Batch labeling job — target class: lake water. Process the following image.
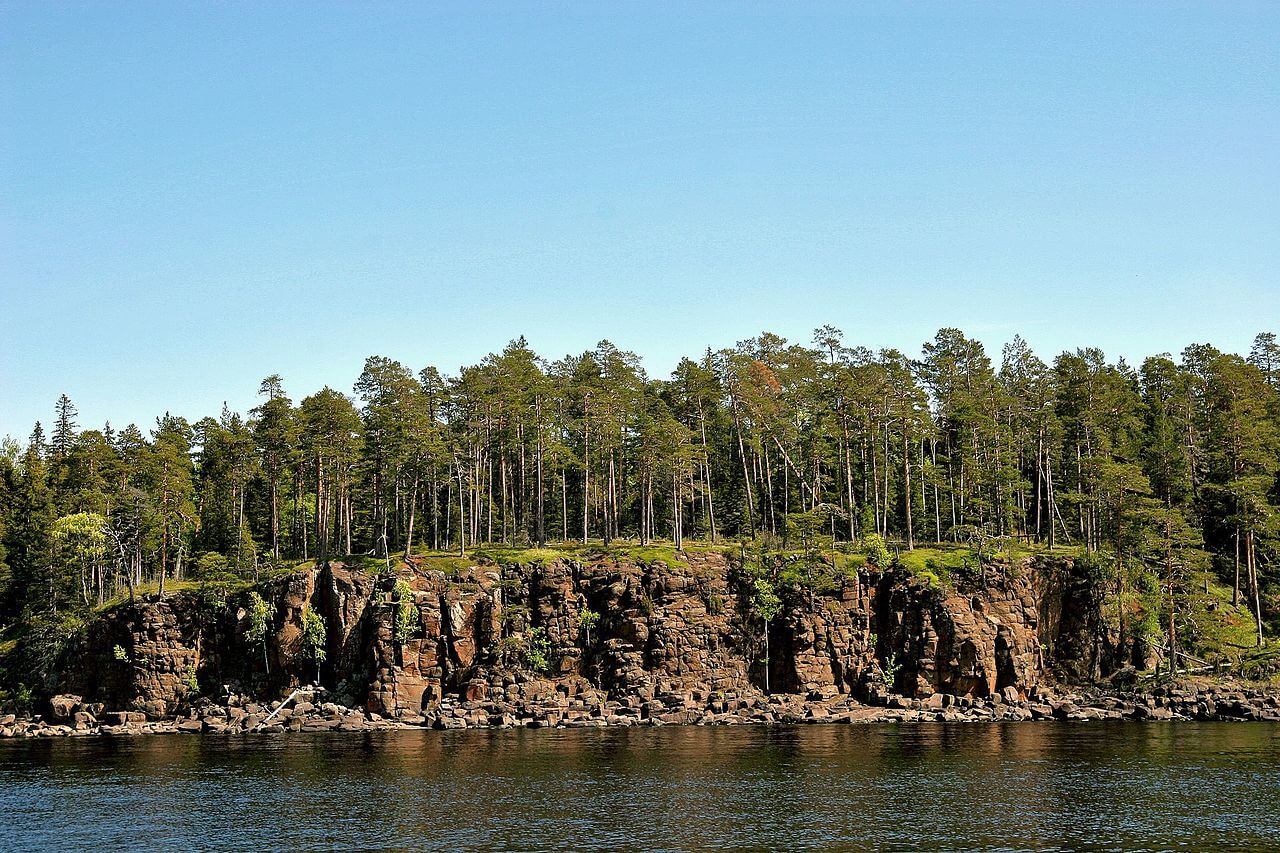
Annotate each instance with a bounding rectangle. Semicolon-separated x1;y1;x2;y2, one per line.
3;722;1279;851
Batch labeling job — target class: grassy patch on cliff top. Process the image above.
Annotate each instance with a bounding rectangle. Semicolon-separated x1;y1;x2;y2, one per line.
599;544;690;568
412;539;739;572
1178;572;1269;670
94;579;205;611
411;554;475;576
893;542;1084;588
92;559;308;612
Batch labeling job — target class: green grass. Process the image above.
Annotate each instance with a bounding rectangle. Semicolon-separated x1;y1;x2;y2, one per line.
832;551;867;577
890;542;1084;589
895;547;975;588
1179;572;1269;670
603;544;690;568
409;553;474;576
95;579;205;611
92;557;309;613
448;540;731;571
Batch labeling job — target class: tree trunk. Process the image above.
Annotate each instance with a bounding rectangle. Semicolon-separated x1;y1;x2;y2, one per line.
902;428;914;550
404;472;419;557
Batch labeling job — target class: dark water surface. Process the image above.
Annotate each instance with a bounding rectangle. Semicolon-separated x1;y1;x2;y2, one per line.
3;722;1279;851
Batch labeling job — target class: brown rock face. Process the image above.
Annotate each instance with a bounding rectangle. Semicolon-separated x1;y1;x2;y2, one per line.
59;551;1093;718
877;564;1043;698
62;599;204;718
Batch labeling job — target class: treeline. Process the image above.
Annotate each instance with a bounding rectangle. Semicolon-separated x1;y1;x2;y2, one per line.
2;327;1279;655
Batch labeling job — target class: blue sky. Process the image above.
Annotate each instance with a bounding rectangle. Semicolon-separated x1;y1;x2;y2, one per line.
2;2;1277;440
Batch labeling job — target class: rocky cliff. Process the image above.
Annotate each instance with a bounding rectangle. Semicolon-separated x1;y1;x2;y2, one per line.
55;550;1097;723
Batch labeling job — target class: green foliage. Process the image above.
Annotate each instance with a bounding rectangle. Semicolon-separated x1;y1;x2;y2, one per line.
50;512;108;563
621;545;690;568
832;551;866;578
414;554;470;577
16;612;84;690
0;683;34;716
861;533;892;569
497;626;551;674
183;665;199;696
244;592;271;646
193;552;241;609
112;644;128;662
302;607;327;681
750;578;782;624
527;626;550;673
193;551;229;578
879;653;901;690
896;547;986;589
484;547;564;567
778;561;838;594
4;326;1280;694
577;608;600;645
392;578;419;643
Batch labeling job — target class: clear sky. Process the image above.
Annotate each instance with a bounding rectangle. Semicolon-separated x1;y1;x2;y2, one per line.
2;2;1277;441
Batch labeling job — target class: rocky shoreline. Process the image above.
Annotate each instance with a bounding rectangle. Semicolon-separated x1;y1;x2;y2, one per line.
11;552;1276;743
6;682;1280;740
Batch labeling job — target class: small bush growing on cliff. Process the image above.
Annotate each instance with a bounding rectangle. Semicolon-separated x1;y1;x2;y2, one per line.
751;579;783;692
0;684;34;716
861;533;892;569
578;609;600;646
302;609;327;683
112;644;129;662
879;653;900;690
244;591;272;673
183;665;199;696
392;579;419;643
916;560;944;589
527;627;551;673
497;627;551;675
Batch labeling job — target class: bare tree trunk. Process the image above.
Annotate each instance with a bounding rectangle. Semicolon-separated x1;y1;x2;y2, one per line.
902;428;914;550
582;419;590;544
672;473;683;549
699;405;717;542
1233;528;1241;607
458;465;467;557
1248;530;1263;647
731;398;756;538
536;403;546;547
270;479;280;560
404;472;419;557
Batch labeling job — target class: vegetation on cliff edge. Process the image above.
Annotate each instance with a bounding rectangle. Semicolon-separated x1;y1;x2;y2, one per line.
1;327;1279;701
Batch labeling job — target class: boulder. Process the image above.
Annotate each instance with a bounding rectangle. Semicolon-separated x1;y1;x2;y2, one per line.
49;694;82;721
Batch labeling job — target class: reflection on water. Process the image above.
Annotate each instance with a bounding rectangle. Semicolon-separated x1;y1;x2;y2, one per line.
4;723;1279;850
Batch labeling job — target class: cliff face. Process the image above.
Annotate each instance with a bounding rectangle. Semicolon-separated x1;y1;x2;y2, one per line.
59;551;1096;720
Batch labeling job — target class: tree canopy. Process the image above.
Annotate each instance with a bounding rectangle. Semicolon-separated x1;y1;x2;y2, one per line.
2;328;1279;687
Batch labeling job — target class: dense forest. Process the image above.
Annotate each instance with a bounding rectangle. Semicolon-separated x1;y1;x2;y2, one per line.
2;327;1279;692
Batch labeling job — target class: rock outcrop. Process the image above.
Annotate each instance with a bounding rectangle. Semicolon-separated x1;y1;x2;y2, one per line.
55;550;1100;724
